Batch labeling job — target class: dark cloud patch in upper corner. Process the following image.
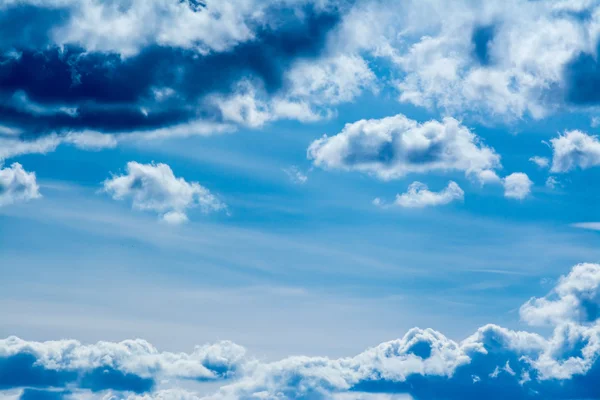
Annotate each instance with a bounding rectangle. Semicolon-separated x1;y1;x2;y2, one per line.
0;4;341;135
471;25;495;66
564;43;600;105
0;4;70;51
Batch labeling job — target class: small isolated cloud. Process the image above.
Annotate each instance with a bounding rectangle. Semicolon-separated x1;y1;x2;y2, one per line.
571;222;600;231
545;176;559;189
503;172;532;200
395;181;464;208
520;263;600;326
283;166;308;185
0;163;41;207
103;162;225;224
307;114;500;181
529;156;550;168
550;130;600;173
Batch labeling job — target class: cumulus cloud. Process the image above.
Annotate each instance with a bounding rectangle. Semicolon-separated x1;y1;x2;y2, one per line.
502;172;532;200
550;130;600;173
3;263;600;400
308;114;500;180
520;263;600;326
344;0;600;121
395;181;464;208
103;162;225;223
0;336;246;396
0;163;41;207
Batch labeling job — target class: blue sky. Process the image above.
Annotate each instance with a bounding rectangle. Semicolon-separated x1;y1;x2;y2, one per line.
1;1;600;399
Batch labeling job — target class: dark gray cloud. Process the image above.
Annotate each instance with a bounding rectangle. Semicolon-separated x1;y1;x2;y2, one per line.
0;2;342;137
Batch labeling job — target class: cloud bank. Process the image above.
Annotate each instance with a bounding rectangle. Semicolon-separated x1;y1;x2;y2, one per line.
2;263;600;399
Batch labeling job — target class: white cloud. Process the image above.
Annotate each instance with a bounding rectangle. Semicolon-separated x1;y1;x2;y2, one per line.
395;181;464;208
0;163;41;207
503;172;532;200
0;336;246;382
283;166;308;185
103;162;226;224
308;114;500;180
520;263;600;326
345;0;596;120
545;176;559;189
529;156;550;168
550;130;600;173
63;131;118;150
571;222;600;231
3;263;600;399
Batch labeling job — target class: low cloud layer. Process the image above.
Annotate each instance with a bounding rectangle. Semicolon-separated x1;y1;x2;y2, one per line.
103;161;225;223
2;263;600;399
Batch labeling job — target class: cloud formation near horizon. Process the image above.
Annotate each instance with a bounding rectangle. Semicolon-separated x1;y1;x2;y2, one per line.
2;263;600;400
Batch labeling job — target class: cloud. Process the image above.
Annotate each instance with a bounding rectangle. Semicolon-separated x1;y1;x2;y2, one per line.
103;162;225;224
529;156;550;169
0;336;246;395
283;166;309;185
571;222;600;231
502;172;532;200
520;263;600;326
2;264;600;399
395;181;464;208
308;114;500;180
0;1;344;138
545;176;559;189
0;163;41;207
550;130;600;173
349;0;599;121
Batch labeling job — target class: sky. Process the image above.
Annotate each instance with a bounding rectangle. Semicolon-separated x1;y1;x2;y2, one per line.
1;0;600;399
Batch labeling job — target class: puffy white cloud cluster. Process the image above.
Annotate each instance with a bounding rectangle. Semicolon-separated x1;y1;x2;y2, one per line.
338;0;600;120
502;172;533;200
308;114;500;180
0;163;41;207
550;130;600;173
103;162;226;224
395;181;464;208
4;263;600;400
520;263;600;326
0;337;246;381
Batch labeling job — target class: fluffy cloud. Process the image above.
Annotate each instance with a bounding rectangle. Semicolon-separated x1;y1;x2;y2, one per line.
0;337;246;396
103;162;225;223
550;130;600;173
0;163;41;207
3;263;600;400
520;263;600;326
502;173;533;200
529;156;550;169
348;0;600;120
395;181;464;208
308;114;500;180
